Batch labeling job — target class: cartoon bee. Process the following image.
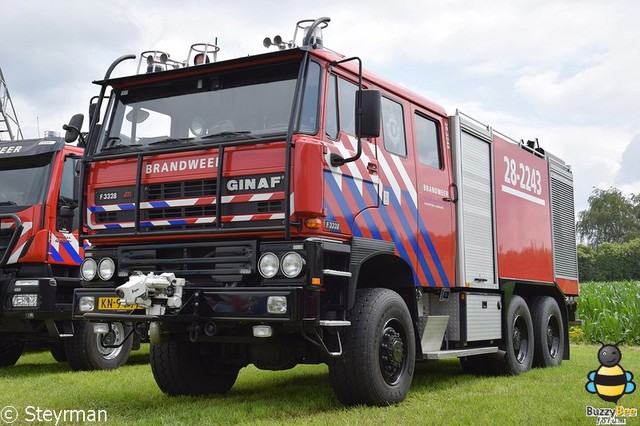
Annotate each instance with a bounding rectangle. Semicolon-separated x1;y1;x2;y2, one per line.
586;342;636;404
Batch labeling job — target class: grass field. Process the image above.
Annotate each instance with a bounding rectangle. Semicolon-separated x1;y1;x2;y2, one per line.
0;344;638;425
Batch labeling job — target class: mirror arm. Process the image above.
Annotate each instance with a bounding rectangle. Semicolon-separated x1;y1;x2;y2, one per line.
329;57;364;168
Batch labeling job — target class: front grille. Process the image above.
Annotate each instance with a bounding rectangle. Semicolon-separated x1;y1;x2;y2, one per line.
146;179;216;201
92;176;285;233
146;205;216;220
118;240;257;286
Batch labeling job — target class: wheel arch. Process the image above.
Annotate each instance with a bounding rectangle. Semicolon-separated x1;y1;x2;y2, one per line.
349;251;417;324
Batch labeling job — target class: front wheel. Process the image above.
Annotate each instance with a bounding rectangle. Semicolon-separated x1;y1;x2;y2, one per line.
329;288;416;406
150;341;239;396
65;321;133;371
0;335;23;367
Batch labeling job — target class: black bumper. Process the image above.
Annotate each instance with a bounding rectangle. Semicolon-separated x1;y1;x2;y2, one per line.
74;286;311;325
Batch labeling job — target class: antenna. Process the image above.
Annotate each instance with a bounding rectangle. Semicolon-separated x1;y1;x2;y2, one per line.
0;67;24;141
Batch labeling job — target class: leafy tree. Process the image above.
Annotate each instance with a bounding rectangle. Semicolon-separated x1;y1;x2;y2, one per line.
577;187;640;248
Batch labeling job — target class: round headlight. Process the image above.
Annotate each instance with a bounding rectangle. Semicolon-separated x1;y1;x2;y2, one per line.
98;257;116;281
258;252;279;278
80;258;97;281
281;252;304;278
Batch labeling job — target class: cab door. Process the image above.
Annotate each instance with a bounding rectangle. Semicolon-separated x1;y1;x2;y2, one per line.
412;108;455;287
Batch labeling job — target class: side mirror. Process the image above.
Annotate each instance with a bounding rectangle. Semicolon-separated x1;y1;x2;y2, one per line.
63;114;85;144
88;97;99;125
356;90;381;139
59;205;76;218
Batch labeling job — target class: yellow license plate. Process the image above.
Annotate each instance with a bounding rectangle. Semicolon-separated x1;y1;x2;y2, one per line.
97;297;138;311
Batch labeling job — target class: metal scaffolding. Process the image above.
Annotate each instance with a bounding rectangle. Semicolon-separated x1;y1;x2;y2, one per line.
0;67;23;141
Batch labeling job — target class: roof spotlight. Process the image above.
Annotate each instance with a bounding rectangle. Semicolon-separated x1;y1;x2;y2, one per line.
194;53;210;65
263;37;272;48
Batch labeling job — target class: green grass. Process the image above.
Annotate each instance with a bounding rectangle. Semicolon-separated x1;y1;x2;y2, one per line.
1;344;638;425
576;281;640;345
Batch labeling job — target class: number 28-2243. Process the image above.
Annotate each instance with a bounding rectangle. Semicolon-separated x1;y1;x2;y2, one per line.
503;156;542;195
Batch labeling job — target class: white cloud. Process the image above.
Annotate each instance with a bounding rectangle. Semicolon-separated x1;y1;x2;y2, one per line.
1;0;639;211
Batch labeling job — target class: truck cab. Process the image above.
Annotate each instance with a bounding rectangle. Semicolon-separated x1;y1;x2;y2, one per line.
0;136;133;369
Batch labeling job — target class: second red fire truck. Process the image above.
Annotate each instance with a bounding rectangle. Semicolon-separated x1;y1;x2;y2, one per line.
69;17;578;405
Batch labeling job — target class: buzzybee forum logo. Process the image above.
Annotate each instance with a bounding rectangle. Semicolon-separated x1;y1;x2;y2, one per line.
585;342;637;424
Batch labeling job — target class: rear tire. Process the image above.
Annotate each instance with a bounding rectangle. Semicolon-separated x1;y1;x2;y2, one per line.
65;321;133;371
501;295;534;375
150;341;239;396
530;296;564;367
328;288;416;406
0;335;23;367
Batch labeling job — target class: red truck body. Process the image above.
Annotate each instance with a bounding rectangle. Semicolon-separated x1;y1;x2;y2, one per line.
72;18;578;405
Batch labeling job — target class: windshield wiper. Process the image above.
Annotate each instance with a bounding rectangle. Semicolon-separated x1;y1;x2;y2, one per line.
101;137;143;152
102;144;143;152
0;201;17;206
201;131;254;140
148;137;195;146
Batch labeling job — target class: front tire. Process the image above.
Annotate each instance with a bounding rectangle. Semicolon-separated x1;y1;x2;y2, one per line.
65;321;133;371
329;288;416;406
0;335;23;367
530;296;564;367
151;341;239;396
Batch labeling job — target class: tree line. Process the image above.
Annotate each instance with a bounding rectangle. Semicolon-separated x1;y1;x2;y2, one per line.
576;187;640;281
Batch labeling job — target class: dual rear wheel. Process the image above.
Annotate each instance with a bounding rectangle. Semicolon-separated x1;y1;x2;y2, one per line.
461;295;565;375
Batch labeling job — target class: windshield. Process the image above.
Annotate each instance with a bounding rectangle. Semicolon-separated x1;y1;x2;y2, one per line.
96;60;320;154
0;153;52;208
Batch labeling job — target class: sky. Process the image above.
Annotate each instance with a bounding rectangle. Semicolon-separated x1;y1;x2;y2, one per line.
1;0;639;213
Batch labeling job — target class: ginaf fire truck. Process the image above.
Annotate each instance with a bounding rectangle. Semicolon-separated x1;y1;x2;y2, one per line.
0;135;134;370
69;17;578;405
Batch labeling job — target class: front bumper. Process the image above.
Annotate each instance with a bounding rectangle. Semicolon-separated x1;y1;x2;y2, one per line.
74;286;309;325
0;276;69;320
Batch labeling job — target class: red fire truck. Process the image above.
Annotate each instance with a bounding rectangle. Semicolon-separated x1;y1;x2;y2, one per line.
0;135;134;370
70;17;578;405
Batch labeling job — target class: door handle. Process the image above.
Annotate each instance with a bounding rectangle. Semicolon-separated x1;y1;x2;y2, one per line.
443;183;458;203
366;162;377;174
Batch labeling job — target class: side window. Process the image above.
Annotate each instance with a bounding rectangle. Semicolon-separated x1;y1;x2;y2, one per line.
57;156;79;232
325;75;338;139
382;97;406;156
415;113;442;169
299;61;321;134
338;78;358;136
324;75;358;139
59;157;76;202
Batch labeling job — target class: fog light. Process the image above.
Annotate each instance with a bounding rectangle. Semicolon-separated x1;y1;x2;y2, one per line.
258;252;279;278
252;325;273;338
12;294;38;307
78;296;95;312
81;258;97;281
15;279;39;286
281;252;304;278
93;323;110;334
267;296;287;314
98;257;116;281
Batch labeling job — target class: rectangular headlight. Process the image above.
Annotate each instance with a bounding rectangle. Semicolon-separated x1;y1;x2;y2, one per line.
15;279;39;286
267;296;287;314
78;296;95;312
12;294;39;307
